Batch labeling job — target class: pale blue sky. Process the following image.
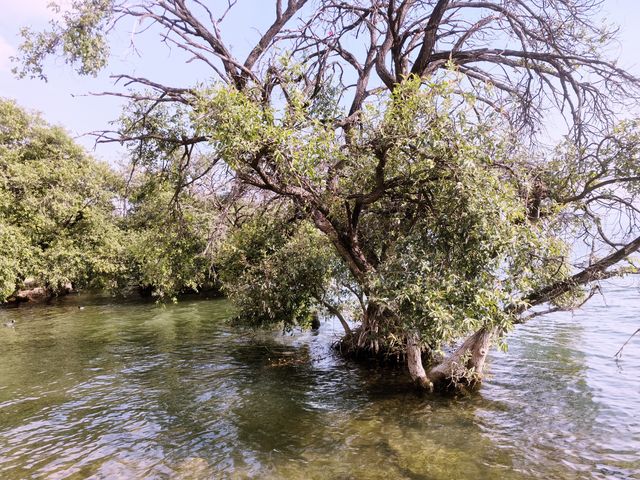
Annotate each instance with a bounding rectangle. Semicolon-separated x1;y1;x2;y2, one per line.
1;0;639;164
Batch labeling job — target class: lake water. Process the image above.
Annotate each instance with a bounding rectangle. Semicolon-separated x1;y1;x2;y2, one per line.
0;281;638;479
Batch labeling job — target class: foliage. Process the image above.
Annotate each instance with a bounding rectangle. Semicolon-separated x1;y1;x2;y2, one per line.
0;98;125;300
217;214;338;330
120;175;218;299
194;77;575;347
12;0;113;81
11;0;640;384
0;99;220;302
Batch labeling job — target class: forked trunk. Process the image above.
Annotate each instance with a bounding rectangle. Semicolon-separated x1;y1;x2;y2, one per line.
407;327;494;392
331;291;495;392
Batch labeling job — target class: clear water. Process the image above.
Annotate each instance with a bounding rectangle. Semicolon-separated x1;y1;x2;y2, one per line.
0;282;638;479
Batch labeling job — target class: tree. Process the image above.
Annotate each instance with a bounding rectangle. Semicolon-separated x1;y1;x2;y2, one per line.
0;98;126;301
119;171;220;300
14;0;640;390
0;98;222;303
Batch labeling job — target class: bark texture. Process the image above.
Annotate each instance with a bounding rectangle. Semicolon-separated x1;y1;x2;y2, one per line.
406;331;434;391
427;327;494;390
405;327;494;392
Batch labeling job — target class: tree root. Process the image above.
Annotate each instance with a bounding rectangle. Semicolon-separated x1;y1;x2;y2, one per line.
334;326;494;394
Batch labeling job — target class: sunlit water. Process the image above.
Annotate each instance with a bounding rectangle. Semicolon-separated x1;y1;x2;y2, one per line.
0;282;638;479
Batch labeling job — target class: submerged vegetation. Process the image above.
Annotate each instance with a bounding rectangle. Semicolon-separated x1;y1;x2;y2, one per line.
6;0;640;391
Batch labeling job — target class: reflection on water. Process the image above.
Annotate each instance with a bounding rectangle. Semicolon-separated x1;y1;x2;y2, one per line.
0;283;639;479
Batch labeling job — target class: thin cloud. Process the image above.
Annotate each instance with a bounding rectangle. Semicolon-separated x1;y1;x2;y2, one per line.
0;35;15;73
6;0;71;19
6;0;52;18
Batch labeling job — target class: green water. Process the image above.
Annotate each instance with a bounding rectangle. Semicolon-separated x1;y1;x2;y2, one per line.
0;284;639;479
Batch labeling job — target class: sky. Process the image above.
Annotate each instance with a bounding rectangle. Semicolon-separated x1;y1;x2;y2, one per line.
1;0;640;164
0;0;276;164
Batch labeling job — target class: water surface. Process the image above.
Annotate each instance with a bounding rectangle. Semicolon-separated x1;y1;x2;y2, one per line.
0;283;639;479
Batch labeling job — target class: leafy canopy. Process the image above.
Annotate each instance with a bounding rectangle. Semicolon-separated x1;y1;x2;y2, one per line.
0;99;219;302
0;98;125;300
191;77;570;348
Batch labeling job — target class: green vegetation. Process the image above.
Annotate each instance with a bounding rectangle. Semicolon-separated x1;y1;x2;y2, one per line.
0;99;125;301
9;0;640;390
202;78;563;344
218;215;344;330
121;175;217;299
0;99;217;302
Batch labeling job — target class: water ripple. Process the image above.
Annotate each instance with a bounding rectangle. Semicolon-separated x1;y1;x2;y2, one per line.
0;289;639;479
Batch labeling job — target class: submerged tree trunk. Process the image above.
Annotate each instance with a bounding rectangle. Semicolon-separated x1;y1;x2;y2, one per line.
357;302;384;352
333;301;407;362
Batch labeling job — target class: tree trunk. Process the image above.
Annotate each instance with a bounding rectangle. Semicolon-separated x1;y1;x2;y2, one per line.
357;302;381;351
406;331;434;391
319;299;351;335
333;301;404;360
426;327;494;390
404;327;494;392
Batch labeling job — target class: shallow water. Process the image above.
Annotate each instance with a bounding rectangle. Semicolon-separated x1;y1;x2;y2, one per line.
0;282;638;479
